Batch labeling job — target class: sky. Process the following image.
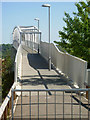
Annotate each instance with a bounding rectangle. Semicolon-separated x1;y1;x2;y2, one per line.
1;1;79;44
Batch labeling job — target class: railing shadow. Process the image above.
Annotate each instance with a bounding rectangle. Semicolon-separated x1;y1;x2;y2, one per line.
72;95;90;111
20;53;68;87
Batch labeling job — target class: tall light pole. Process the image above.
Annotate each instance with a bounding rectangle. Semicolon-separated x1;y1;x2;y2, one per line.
42;4;51;71
34;18;40;54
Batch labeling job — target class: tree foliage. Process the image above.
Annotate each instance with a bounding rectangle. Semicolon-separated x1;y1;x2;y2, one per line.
54;1;90;68
1;44;16;100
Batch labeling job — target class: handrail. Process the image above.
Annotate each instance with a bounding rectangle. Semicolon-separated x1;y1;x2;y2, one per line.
0;42;22;119
52;42;87;62
12;88;90;92
11;88;90;119
0;82;17;119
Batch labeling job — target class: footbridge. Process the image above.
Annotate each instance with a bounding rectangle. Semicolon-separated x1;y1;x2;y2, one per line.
0;26;90;119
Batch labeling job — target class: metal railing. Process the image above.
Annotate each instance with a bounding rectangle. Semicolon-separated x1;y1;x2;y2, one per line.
25;40;39;53
13;29;88;89
12;88;90;120
0;82;17;119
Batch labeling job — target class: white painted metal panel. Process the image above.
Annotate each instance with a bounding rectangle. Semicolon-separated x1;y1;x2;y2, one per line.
40;41;87;88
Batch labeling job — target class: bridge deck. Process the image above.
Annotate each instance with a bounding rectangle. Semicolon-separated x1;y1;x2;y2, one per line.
13;47;89;119
20;47;70;91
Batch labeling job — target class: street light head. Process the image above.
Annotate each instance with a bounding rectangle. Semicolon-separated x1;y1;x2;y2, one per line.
34;18;39;21
42;4;50;7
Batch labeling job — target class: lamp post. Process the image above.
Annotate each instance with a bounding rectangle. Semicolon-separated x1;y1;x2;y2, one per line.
42;4;51;71
34;18;40;54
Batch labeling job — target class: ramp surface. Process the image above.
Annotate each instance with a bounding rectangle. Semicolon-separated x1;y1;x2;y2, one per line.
14;47;89;119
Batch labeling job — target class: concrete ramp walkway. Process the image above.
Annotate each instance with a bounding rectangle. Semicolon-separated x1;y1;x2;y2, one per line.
13;47;89;119
21;47;69;91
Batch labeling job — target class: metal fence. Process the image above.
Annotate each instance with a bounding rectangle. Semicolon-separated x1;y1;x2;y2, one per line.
25;40;39;52
12;89;90;120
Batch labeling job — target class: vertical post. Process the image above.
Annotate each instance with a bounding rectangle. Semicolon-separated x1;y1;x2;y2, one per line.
20;32;21;45
29;34;30;48
27;34;28;47
39;33;41;54
63;91;64;120
24;34;26;46
54;91;56;120
29;33;30;48
9;98;12;110
38;20;39;31
30;34;31;49
79;92;81;120
42;4;51;71
14;62;17;82
38;20;39;54
12;90;14;120
20;32;22;45
71;92;73;119
21;91;22;120
34;33;35;50
4;107;7;120
29;92;31;120
27;34;28;46
48;7;51;71
88;90;90;120
34;18;40;54
38;91;39;120
46;91;48;120
32;34;34;54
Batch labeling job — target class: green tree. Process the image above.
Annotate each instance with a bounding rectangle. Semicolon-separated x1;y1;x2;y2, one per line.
54;1;90;68
2;44;16;100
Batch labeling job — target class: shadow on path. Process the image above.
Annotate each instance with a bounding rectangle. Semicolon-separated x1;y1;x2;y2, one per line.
72;95;90;111
21;53;68;95
27;53;49;69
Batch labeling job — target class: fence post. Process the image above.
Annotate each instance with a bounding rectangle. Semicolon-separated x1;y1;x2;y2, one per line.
11;89;14;120
4;107;7;120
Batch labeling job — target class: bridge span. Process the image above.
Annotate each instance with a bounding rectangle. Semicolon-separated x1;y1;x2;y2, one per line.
0;26;90;119
13;45;89;119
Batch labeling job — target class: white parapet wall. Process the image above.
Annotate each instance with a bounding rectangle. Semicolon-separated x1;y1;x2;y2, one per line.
86;69;90;87
15;44;22;82
64;53;87;88
40;41;87;88
87;69;90;100
51;43;65;74
40;41;49;61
